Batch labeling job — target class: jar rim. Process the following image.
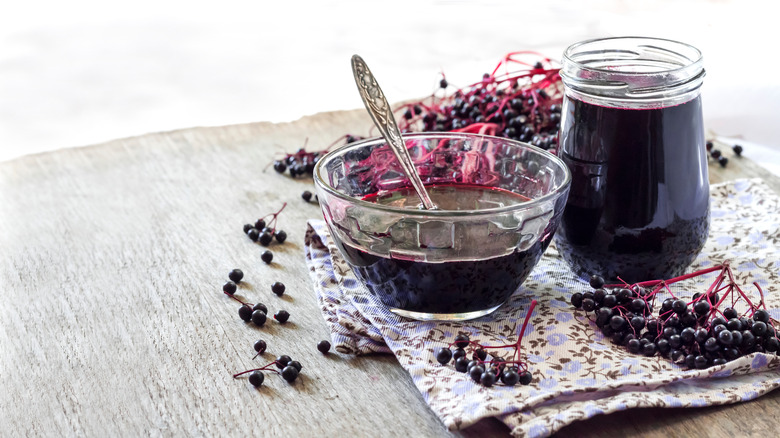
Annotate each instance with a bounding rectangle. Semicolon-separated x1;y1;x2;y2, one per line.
562;36;703;75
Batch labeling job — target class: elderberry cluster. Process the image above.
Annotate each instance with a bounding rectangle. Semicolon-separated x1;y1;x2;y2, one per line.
273;135;365;179
434;334;533;387
222;269;290;325
243;203;289;264
706;140;744;168
236;354;303;388
572;274;780;369
397;55;562;153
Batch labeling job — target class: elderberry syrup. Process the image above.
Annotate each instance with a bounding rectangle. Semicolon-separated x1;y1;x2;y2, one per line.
555;37;709;282
314;133;571;321
330;185;554;316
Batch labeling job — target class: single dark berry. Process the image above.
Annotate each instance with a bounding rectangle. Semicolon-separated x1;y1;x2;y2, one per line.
602;294;618;308
273;161;287;173
274;310;290;323
251;310;267;326
452;348;467;361
501;369;520;386
474;348;487;361
259;232;273;246
317;340;331;354
685;354;697;369
223;281;238;296
261;250;273;264
656;338;671;355
680;327;696;344
593;288;606;305
480;371;497;387
255;219;266;230
732;144;743;156
271;282;286;296
672;299;687;315
281;365;299;382
609;315;627;331
630;298;646;313
469;365;485;383
694;355;709;369
243;224;254;234
570;292;583;308
754;309;770;323
642;342;657;356
439;78;448;89
435;348;453;365
247;228;260;241
718;156;728;167
726;318;742;331
710;149;722;159
730;330;743;347
589;274;605;289
717;330;733;346
752;321;768;336
274;230;287;243
288;360;303;372
248;371;264;387
254;339;267;354
253;302;268;314
627;338;641;354
704;337;720;352
693;300;710;316
668;334;683;349
670;349;686;364
453;334;470;349
765;337;780;352
454;357;470;372
302;191;313;202
275;355;292;368
742;331;757;348
581;298;596;311
228;269;244;283
706;140;713;151
238;305;253;322
518;370;533;385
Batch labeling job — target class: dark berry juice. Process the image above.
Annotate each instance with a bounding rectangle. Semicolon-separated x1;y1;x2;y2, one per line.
328;184;557;316
555;96;709;282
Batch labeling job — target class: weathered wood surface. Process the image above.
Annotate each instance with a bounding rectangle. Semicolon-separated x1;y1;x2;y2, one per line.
0;108;777;437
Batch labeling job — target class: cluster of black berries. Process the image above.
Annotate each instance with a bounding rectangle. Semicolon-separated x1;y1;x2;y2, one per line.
434;334;532;387
273;136;365;179
397;59;562;153
706;140;744;168
222;269;291;325
243;204;288;264
237;354;303;388
572;275;779;369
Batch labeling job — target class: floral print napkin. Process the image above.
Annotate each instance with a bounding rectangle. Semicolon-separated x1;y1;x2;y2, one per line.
304;179;780;438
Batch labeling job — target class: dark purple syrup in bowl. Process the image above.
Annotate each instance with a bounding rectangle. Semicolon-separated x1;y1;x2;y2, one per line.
554;96;709;282
329;185;557;316
314;133;571;321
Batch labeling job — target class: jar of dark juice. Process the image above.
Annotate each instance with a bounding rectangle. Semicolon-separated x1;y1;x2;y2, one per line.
554;37;709;282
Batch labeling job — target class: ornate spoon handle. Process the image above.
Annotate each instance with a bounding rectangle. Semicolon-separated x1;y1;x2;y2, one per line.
351;55;437;210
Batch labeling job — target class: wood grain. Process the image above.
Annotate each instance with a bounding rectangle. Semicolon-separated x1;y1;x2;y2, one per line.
0;108;777;438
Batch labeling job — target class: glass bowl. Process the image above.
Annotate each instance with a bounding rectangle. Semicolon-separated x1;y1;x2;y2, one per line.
313;132;571;321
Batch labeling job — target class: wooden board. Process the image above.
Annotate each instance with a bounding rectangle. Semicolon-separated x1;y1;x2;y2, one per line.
0;108;777;437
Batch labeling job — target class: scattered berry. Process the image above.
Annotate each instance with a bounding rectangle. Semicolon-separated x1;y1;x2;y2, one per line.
317;340;331;354
248;371;264;387
254;339;267;354
253;302;268;314
281;366;299;382
274;230;287;243
733;144;743;156
229;269;244;283
435;347;453;365
274;310;290;323
247;228;260;241
251;310;267;326
302;191;313;202
238;305;253;322
223;281;237;296
261;250;273;264
271;282;285;296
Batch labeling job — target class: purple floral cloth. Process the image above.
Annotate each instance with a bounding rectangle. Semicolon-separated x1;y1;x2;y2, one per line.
304;179;780;437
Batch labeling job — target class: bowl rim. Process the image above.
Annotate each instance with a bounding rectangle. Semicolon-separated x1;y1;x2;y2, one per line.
313;132;572;218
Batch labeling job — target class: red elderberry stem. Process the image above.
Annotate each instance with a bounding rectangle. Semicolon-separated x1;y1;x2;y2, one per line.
226;293;253;308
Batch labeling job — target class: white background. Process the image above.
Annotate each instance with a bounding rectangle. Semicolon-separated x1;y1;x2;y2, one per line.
1;0;779;171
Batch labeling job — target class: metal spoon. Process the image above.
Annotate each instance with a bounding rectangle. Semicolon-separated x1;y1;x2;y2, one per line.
350;55;438;210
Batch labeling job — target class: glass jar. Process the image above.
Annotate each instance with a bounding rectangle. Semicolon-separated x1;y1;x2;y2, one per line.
554;37;709;282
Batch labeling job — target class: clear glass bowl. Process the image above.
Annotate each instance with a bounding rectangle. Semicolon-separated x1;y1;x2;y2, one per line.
314;133;571;321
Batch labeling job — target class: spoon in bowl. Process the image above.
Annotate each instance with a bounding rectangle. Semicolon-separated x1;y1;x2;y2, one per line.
350;55;438;210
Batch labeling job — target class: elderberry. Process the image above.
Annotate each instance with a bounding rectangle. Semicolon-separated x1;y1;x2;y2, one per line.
223;281;237;296
274;230;287;243
302;191;313;202
253;302;268;314
238;305;253;322
435;347;453;364
248;371;264;387
261;250;273;264
274;310;290;323
229;269;244;283
271;282;285;296
251;310;267;326
259;232;273;246
317;340;331;354
254;339;267;354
